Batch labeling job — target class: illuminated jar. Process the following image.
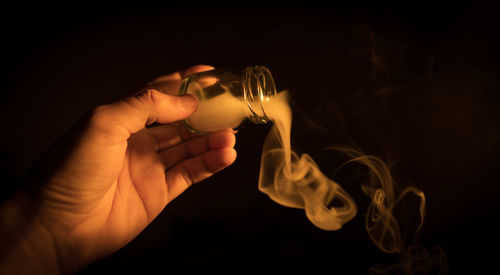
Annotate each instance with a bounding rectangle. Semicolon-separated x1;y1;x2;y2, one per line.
179;66;277;133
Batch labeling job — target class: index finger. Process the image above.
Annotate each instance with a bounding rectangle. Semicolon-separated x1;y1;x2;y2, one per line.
146;65;215;95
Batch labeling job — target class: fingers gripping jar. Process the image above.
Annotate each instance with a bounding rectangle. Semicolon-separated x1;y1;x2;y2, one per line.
179;66;277;133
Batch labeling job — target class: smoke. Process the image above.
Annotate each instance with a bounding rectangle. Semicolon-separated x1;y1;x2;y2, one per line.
368;245;448;274
258;91;426;254
258;133;357;231
331;147;426;254
258;92;357;230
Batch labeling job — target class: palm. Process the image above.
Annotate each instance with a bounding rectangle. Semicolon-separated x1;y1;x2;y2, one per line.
93;129;170;251
71;122;235;260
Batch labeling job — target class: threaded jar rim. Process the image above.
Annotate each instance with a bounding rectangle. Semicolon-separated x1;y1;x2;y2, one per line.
243;66;277;124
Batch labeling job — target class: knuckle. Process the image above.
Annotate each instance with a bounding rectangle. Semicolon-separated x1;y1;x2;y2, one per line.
87;105;111;129
133;89;162;106
181;167;195;187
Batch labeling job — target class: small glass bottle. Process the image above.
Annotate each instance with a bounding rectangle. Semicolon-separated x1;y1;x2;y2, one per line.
179;66;277;133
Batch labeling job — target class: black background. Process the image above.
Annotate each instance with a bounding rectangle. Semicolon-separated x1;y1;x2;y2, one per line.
2;2;499;274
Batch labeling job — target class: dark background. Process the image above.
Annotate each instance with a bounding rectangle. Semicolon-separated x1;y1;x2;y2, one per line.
2;2;499;274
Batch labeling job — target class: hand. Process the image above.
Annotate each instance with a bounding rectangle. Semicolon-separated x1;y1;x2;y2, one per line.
0;65;237;274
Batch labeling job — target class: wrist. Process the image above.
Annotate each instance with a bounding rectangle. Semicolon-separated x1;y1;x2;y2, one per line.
0;193;63;274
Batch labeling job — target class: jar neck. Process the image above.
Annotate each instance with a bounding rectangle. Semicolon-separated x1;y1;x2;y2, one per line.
242;66;277;124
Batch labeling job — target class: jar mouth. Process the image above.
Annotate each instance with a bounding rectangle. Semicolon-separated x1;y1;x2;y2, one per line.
243;66;277;124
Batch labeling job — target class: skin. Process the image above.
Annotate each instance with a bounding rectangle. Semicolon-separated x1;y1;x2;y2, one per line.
0;65;237;274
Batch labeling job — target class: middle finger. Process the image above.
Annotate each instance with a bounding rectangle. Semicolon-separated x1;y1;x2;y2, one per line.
147;123;200;151
158;129;236;170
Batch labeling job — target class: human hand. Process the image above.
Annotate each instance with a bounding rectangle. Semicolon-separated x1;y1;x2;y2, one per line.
0;65;237;274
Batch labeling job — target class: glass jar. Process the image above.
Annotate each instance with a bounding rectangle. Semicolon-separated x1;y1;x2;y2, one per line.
179;66;277;133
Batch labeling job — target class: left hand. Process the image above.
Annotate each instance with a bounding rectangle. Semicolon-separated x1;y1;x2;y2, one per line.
1;65;237;274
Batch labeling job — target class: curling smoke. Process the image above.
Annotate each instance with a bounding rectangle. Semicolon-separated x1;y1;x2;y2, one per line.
258;91;426;253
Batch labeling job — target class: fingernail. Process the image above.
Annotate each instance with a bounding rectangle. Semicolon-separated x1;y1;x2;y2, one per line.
180;94;198;110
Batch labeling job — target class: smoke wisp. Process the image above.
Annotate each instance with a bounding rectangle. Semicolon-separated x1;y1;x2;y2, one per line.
258;91;426;254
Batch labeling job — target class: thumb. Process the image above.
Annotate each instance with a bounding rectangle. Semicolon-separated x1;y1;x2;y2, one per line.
89;89;198;141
